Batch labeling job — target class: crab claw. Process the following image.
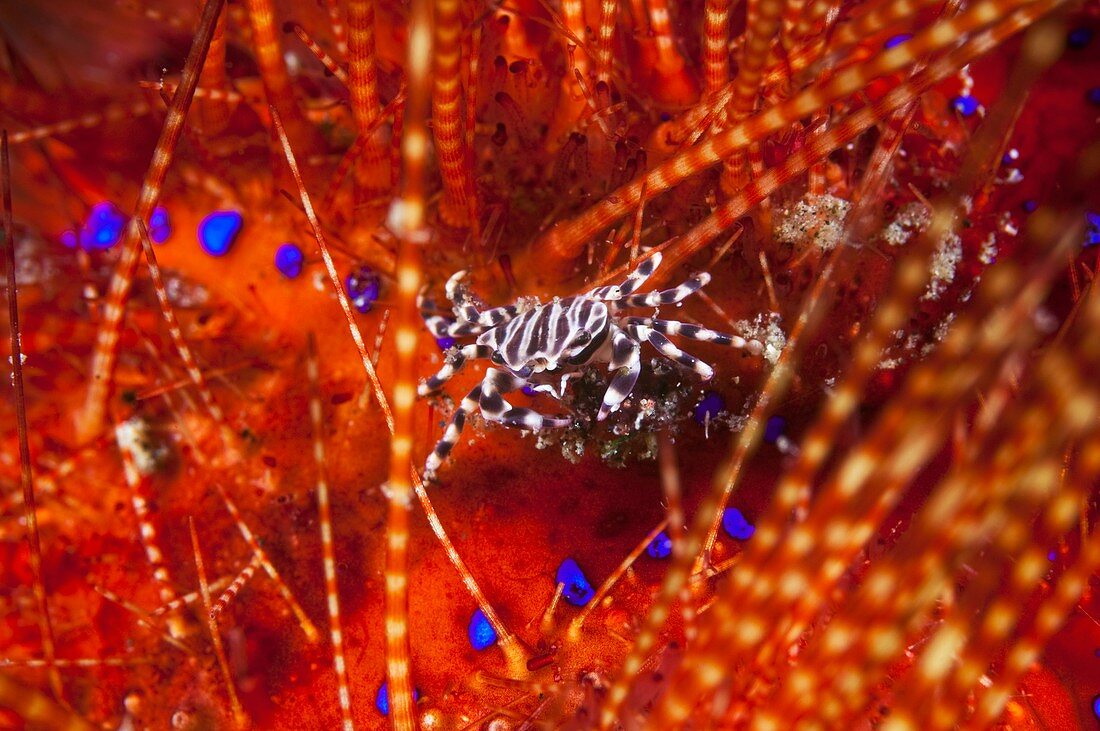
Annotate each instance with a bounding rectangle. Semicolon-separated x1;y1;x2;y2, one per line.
445;269;469;300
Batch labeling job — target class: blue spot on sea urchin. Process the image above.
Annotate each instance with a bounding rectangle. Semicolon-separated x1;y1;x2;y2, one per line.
556;558;595;606
764;415;787;444
951;95;979;117
346;264;381;313
80;201;126;251
1086;212;1100;248
274;243;304;279
883;33;912;49
693;391;725;425
468;608;497;650
647;531;673;559
149;206;171;243
722;508;755;541
375;682;420;715
1067;26;1093;49
198;210;243;257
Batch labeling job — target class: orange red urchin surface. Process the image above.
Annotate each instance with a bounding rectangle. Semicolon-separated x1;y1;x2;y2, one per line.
1;0;1100;727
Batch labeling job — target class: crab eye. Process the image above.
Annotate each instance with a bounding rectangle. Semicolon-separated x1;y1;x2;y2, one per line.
491;352;505;365
571;331;592;347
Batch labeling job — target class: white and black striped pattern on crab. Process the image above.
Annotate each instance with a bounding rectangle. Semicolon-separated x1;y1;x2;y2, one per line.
616;272;712;308
423;369;573;480
418;285;530;339
478;296;611;371
621;316;765;355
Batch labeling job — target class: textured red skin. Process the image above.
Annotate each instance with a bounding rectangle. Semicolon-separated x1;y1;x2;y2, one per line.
1;4;1100;729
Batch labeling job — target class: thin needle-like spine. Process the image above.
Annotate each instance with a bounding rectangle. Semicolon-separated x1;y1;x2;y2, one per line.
215;484;320;642
382;0;433;721
533;0;1051;271
968;523;1100;729
188;518;248;729
244;0;314;149
321;86;407;214
136;220;235;452
115;422;180;619
595;0;618;84
195;0;229;134
151;575;232;617
433;0;473;227
658;434;697;640
91;584;196;656
307;333;356;731
568;520;668;635
324;0;349;57
595;10;1057;720
277;96;513;715
272;108;395;432
288;22;349;83
209;554;262;619
2;131;64;706
78;0;226;442
702;0;736;93
8;100;153;144
348;0;388;195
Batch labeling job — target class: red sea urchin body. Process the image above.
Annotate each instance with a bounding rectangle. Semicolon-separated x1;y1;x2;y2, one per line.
1;0;1099;729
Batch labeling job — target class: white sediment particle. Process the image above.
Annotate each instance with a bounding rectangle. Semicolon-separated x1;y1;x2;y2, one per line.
979;232;998;265
877;357;904;370
115;418;165;476
921;313;957;356
774;194;851;252
922;232;962;301
736;313;786;365
881;202;931;247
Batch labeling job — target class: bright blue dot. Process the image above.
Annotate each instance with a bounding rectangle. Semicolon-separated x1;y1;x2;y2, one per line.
149;206;171;243
1088;88;1100;106
1093;694;1100;721
556;558;595;606
1022;199;1038;213
346;264;381;313
693;391;725;424
647;531;672;559
198;210;243;257
60;229;77;249
436;336;456;350
1067;27;1093;49
274;243;305;279
468;608;497;650
951;95;979;117
80;201;126;251
883;33;912;49
722;508;755;541
1086;212;1100;248
764;415;786;444
375;682;419;715
659;112;673;122
522;384;538;397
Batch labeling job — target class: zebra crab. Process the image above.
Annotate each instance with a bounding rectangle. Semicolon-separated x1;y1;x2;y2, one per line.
417;253;764;481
